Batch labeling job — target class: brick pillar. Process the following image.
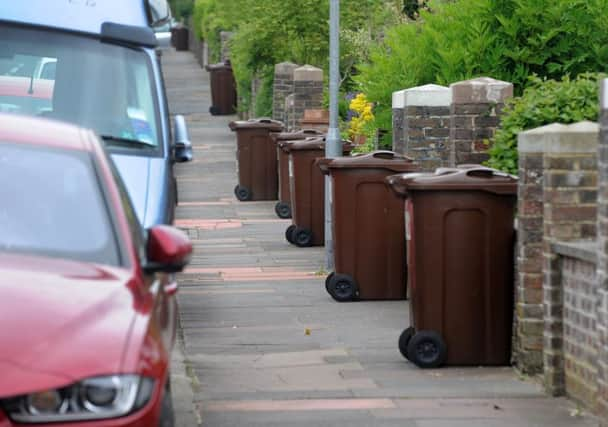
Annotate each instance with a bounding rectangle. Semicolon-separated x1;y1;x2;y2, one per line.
541;123;598;395
400;84;451;171
516;130;545;374
202;40;209;68
273;62;298;123
285;94;296;131
220;31;233;62
597;79;608;424
450;77;513;166
292;65;323;131
392;89;406;154
518;123;599;378
250;74;262;118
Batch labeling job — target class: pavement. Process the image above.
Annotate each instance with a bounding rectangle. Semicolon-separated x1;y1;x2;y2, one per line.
162;48;600;427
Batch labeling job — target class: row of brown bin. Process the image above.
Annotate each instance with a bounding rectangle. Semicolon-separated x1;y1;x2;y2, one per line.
229;119;518;370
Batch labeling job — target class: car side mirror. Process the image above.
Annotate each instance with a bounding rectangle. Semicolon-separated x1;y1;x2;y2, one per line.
143;225;192;274
173;115;193;163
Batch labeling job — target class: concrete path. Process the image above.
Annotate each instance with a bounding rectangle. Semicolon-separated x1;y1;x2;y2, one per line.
162;49;599;427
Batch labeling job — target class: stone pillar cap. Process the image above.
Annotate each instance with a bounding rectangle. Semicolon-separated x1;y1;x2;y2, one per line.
392;84;451;108
451;77;513;104
275;62;299;74
518;121;599;153
294;65;323;81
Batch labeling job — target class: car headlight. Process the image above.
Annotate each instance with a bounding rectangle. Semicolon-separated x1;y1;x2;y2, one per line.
1;375;155;423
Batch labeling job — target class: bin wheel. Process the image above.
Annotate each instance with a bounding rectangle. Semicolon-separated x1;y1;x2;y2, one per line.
406;330;447;369
209;105;220;115
292;227;313;248
285;225;297;244
325;272;335;293
327;273;358;302
275;202;292;219
234;185;252;201
398;327;416;360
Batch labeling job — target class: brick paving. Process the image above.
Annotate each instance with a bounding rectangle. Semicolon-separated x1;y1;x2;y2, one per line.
162;49;600;427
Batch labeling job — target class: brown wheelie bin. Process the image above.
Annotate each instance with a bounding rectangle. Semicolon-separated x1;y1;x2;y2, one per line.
386;166;517;369
317;151;420;302
283;138;352;247
271;129;325;219
206;61;237;115
229;119;284;201
173;26;189;51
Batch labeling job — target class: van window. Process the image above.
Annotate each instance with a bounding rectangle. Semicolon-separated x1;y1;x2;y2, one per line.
0;24;161;154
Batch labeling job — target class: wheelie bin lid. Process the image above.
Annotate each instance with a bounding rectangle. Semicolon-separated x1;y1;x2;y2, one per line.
317;151;419;174
271;129;325;142
205;60;232;71
282;137;354;153
386;165;518;196
228;118;284;132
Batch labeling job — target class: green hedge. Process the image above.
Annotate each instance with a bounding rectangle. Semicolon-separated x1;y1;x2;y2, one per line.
486;74;602;174
356;0;608;146
195;0;405;115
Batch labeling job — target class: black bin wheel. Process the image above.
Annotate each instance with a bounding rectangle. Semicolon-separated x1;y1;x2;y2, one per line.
285;225;297;244
209;105;220;115
275;201;292;219
234;185;252;201
327;273;358;302
398;327;415;360
406;330;447;369
325;272;336;293
292;227;313;248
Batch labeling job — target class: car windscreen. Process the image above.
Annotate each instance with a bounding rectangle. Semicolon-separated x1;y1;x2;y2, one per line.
0;24;161;155
0;142;121;266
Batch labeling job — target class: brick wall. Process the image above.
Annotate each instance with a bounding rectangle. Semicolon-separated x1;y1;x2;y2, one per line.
450;77;513;166
551;243;600;411
517;122;599;378
273;62;298;123
597;78;608;424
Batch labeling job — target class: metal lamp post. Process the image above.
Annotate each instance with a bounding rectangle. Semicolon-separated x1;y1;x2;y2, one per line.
325;0;341;269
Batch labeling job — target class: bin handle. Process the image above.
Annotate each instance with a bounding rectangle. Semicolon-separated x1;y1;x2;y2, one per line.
464;168;515;179
316;158;332;175
302;129;321;134
373;150;411;161
258;118;273;123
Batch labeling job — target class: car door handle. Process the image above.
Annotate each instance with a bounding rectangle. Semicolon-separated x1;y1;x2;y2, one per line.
164;282;179;296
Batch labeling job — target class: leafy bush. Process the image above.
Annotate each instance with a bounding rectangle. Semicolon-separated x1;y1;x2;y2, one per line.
356;0;608;145
486;73;602;174
195;0;404;115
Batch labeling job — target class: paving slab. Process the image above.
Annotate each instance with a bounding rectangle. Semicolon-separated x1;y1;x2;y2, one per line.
161;49;600;427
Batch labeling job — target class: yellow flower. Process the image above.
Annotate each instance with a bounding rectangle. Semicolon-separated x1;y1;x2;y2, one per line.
348;93;375;138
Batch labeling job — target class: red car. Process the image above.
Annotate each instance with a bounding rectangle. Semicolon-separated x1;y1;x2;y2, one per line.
0;114;192;426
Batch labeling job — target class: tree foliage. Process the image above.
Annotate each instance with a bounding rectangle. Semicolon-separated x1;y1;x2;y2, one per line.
194;0;404;116
356;0;608;145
